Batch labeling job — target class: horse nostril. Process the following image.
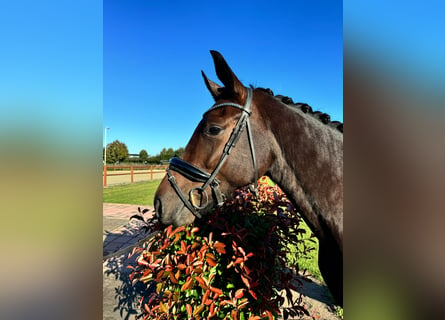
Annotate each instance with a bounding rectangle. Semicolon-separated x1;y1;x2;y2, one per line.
154;197;162;219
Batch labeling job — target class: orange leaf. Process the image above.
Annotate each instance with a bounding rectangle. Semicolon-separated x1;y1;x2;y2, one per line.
235;288;244;299
209;302;215;317
206;257;217;267
177;263;187;270
193;304;205;316
165;225;173;238
202;288;210;305
195;276;206;288
159;301;168;313
181;276;193;291
169;272;178;284
215;247;226;254
206;252;216;260
194;267;203;274
264;310;274;320
213;242;225;249
209;286;223;295
186;303;192;317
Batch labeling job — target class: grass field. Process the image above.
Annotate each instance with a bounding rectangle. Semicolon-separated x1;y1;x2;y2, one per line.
102;180;322;281
103;180;161;206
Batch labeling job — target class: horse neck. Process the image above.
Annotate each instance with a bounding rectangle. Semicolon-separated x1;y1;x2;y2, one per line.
260;97;343;245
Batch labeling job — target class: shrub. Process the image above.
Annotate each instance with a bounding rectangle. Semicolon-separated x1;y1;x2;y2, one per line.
129;177;316;319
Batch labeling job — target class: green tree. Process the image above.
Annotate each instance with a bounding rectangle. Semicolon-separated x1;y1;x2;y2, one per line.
106;140;129;164
174;147;185;157
139;149;148;163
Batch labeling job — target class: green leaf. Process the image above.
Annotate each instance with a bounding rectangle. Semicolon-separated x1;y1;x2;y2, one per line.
226;282;235;289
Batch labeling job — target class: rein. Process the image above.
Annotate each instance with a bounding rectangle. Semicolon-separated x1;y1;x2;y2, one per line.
166;87;258;219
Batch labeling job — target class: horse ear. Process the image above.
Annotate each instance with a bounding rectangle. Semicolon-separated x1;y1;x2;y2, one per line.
201;70;221;101
209;50;244;97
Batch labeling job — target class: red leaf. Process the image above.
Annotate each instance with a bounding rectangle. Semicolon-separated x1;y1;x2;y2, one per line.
177;263;187;270
241;274;250;289
155;270;164;281
249;289;258;300
191;227;199;233
173;226;185;234
237;246;246;257
165;225;173;238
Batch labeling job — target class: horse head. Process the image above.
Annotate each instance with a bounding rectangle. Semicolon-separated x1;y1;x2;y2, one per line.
154;50;273;226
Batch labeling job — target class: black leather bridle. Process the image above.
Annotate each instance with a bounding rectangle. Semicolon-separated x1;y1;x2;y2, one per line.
166;87;258;219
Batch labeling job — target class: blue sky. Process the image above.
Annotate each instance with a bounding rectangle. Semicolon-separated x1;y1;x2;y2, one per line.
104;0;343;155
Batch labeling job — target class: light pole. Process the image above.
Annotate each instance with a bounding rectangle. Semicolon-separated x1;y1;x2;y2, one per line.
104;127;110;165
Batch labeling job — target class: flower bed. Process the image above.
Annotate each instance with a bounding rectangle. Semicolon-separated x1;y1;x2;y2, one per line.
129;177;316;320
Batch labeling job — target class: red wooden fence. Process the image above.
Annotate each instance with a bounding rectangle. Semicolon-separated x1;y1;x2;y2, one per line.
103;165;167;187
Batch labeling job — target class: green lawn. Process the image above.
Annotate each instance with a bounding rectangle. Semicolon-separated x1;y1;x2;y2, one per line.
103;179;321;281
103;180;162;206
287;222;322;281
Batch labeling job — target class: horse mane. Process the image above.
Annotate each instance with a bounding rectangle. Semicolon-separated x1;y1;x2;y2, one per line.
255;87;343;133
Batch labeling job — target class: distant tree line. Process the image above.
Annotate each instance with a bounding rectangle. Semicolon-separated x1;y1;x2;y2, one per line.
103;140;184;164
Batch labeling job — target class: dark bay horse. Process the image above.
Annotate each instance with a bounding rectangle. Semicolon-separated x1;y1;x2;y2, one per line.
154;51;343;306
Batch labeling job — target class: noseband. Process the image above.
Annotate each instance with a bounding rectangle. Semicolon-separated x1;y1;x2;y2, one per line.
166;87;258;219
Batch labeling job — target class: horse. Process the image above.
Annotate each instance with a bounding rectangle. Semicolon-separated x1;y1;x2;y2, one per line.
154;50;343;306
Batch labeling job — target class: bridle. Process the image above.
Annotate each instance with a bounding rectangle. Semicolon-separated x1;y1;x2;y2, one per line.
166;87;258;219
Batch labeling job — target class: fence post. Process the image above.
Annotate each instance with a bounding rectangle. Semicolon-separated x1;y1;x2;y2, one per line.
131;166;134;183
103;165;107;187
150;166;153;180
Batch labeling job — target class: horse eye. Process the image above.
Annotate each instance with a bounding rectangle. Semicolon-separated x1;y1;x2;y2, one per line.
206;126;223;136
